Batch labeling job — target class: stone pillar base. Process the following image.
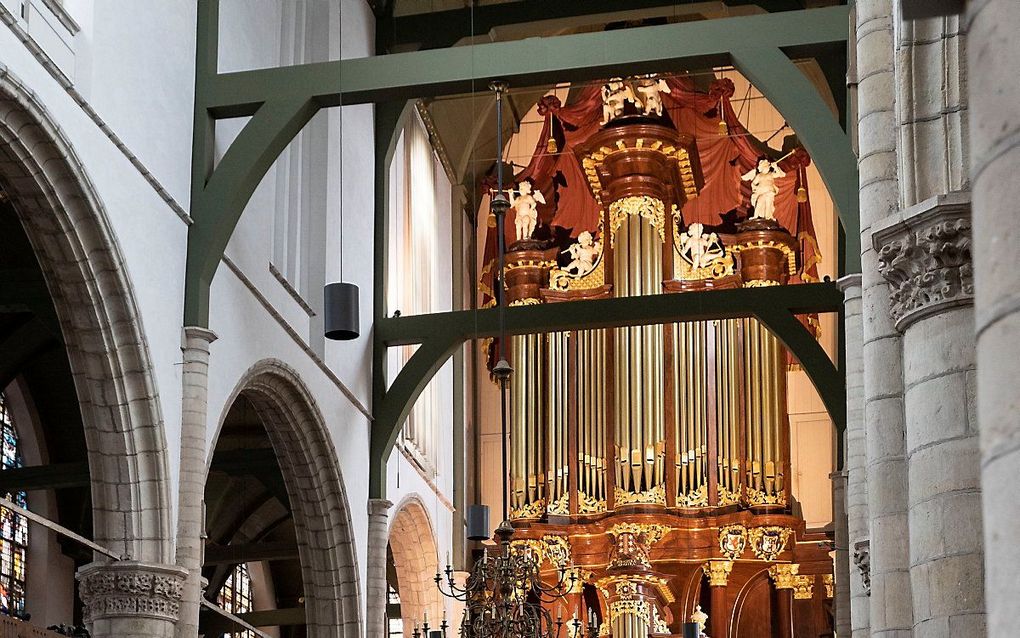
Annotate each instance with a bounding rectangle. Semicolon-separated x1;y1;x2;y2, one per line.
77;561;189;638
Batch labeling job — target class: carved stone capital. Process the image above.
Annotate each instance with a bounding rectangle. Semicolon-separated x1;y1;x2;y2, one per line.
77;561;188;624
873;192;972;331
852;540;871;596
704;559;733;587
768;563;800;590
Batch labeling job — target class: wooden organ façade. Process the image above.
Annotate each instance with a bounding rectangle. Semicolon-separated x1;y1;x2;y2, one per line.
491;76;834;638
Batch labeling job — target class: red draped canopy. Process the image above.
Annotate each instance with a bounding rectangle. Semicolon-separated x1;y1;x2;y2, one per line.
479;76;823;308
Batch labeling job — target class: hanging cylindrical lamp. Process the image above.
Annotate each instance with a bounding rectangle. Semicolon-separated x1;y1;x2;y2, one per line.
466;504;490;541
324;282;360;341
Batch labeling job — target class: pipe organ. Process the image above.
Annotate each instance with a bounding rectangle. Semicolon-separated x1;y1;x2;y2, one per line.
496;86;834;638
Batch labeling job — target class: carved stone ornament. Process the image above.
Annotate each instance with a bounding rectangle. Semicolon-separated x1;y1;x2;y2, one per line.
873;192;972;331
852;540;871;596
77;561;189;623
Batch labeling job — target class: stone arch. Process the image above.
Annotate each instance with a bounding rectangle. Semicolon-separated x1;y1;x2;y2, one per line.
388;496;442;635
0;67;173;562
215;359;361;638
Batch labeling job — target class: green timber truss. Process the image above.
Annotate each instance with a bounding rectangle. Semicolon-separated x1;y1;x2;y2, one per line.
188;1;857;498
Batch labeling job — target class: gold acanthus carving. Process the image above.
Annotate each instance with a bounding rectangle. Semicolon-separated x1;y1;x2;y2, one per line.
608;196;665;246
511;498;546;520
596;574;675;605
614;483;666;506
743;279;781;288
748;526;793;561
823;574;834;599
607;523;669;569
509;297;542;306
746;486;786;506
609;599;650;626
793;575;814;600
769;563;800;590
676;484;708;508
547;492;570;515
704;560;734;587
717;485;741;506
505;259;557;272
577;491;607;514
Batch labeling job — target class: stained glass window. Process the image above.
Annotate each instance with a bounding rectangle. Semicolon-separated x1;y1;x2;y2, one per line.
0;393;27;617
387;584;403;638
217;563;254;638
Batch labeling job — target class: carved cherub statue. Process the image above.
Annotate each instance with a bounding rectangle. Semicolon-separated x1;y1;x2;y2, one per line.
561;230;601;275
510;180;546;242
691;605;709;637
601;78;638;125
740;157;787;220
678;222;723;270
633;75;671;117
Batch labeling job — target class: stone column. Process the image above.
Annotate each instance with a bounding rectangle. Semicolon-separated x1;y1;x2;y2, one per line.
769;564;798;638
175;327;217;638
969;2;1020;637
874;195;984;637
838;273;869;638
704;560;732;638
831;470;851;638
856;2;914;636
78;560;189;638
367;499;394;638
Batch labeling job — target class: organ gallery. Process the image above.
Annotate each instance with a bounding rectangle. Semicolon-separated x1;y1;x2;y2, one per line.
474;74;834;638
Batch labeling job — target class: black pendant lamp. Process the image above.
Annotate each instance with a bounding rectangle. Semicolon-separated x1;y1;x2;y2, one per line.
324;11;359;342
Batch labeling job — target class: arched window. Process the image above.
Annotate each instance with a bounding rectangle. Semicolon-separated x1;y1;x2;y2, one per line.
217;563;254;638
0;393;27;617
387;584;403;638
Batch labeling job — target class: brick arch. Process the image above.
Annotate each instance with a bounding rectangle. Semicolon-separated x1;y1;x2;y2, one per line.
217;359;362;638
388;496;442;635
0;68;173;561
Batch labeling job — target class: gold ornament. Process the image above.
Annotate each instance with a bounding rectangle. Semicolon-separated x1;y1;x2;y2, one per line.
748;526;793;561
718;524;748;560
796;186;808;203
704;560;734;587
547;136;559;154
718;120;729;136
768;563;799;590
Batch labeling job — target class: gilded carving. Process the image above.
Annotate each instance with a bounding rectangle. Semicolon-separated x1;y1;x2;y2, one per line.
822;574;834;599
793;575;814;600
718;525;747;560
748;526;793;561
577;491;606;514
614;483;666;507
768;563;799;590
677;483;708;508
609;196;666;246
607;523;669;568
704;560;733;587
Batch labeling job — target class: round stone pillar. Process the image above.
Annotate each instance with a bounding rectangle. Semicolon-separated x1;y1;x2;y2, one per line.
366;499;394;638
874;195;985;637
968;2;1020;637
78;561;188;638
175;326;217;638
837;274;869;638
855;2;914;636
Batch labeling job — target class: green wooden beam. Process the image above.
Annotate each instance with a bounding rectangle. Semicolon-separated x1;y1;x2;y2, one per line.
369;283;844;496
206;6;850;112
731;47;861;273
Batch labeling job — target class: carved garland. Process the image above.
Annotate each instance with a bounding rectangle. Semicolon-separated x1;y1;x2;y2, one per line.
608;196;666;246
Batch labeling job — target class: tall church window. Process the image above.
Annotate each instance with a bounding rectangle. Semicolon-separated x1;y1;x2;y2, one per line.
217;563;254;638
389;112;443;471
0;393;27;617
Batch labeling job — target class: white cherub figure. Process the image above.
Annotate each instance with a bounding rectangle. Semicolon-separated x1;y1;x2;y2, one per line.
562;230;602;275
741;157;787;220
678;222;723;270
510;180;546;242
601;78;639;125
634;75;671;117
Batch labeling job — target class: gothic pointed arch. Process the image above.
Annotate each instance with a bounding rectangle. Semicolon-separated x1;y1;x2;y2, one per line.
388;496;442;636
213;359;362;638
0;68;173;562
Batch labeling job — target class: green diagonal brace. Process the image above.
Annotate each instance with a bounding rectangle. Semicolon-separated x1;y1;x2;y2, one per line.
369;283;845;496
